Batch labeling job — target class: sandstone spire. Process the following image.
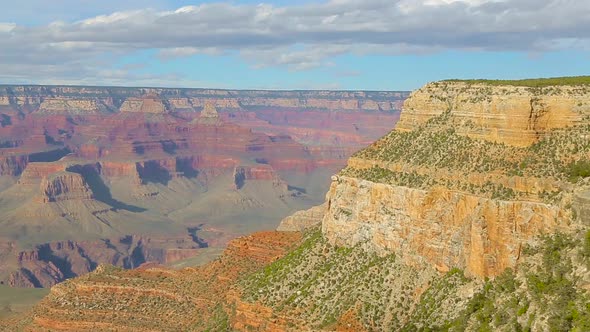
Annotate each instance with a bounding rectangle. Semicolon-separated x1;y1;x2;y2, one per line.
195;101;221;125
200;102;219;119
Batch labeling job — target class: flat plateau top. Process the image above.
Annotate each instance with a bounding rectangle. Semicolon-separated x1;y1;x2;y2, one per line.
443;76;590;87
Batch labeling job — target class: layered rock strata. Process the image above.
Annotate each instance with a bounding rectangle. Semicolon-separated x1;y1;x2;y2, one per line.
277;203;327;232
0;85;408;113
322;176;564;277
0;84;405;289
323;80;590;277
2;232;207;288
6;78;589;332
397;82;590;146
39;171;94;203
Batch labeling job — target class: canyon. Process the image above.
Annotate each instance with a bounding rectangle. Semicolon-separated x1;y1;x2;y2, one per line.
4;78;590;331
0;85;407;290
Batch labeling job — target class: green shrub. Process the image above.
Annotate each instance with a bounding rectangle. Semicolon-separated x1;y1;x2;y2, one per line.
566;160;590;182
444;76;590;87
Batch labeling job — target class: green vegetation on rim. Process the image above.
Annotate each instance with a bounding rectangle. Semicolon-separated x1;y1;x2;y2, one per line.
443;76;590;87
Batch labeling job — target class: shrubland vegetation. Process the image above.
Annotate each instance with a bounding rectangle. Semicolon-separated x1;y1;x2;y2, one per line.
239;229;590;331
446;231;590;332
242;228;463;331
444;76;590;87
346;111;590;202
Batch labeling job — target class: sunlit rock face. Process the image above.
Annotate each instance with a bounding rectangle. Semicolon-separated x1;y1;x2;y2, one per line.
321;80;590;278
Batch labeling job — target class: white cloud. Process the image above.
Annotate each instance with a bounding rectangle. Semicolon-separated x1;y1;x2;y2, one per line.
157;47;224;59
0;23;15;33
1;0;589;85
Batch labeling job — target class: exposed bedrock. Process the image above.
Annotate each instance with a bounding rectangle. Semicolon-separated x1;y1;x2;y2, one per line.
397;82;590;146
0;85;408;114
39;171;94;203
322;176;566;277
2;233;206;288
316;81;590;278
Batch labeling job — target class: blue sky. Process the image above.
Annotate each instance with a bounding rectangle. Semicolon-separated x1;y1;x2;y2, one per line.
0;0;589;91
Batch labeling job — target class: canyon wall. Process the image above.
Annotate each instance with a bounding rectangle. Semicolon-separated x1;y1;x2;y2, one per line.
0;85;407;114
2;233;205;288
321;81;590;278
397;82;590;146
322;176;564;277
7;79;590;331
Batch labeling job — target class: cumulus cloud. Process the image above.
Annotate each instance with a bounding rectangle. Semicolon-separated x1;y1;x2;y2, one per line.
1;0;589;85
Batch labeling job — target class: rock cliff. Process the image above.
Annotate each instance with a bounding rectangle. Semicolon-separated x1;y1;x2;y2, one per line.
322;176;563;277
37;98;108;114
9;231;301;331
233;165;286;190
0;85;407;114
277;203;327;232
3;232;206;288
119;95;167;114
325;79;590;278
397;81;590;146
39;171;94;203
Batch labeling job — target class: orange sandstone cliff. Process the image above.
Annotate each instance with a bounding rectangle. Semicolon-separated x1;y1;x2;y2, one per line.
325;80;590;278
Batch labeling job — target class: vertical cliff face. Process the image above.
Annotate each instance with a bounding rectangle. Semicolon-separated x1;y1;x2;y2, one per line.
322;81;590;278
39;171;94;203
119;95;167;113
0;85;408;114
277;203;327;232
322;176;565;277
397;82;590;146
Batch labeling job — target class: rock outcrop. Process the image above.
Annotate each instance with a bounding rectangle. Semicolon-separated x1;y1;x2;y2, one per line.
200;102;219;119
2;232;206;288
11;231;301;331
195;102;222;125
277;203;327;232
119;94;167;113
0;154;29;176
37;98;109;114
322;176;564;277
322;79;590;278
233;165;285;190
39;171;94;203
397;81;590;146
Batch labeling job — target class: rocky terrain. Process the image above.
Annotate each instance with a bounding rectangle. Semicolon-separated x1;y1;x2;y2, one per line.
5;77;590;331
0;85;406;289
3;231;303;331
